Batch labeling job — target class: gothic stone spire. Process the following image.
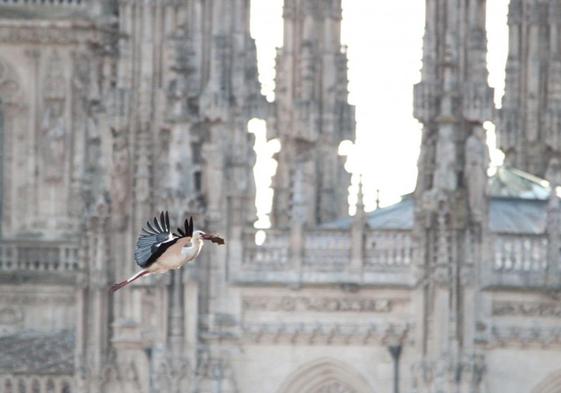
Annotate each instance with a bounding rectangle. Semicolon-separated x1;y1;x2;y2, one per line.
412;1;492;392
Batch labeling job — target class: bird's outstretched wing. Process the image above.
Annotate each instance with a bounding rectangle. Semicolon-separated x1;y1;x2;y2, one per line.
135;211;175;268
173;216;194;239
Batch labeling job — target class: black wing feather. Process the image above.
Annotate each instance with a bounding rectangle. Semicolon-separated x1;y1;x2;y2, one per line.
186;217;193;237
153;217;162;232
135;211;175;268
165;212;170;232
145;220;158;234
174;216;194;239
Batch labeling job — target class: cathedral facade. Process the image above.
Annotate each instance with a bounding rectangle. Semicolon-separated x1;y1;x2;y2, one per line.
1;0;561;393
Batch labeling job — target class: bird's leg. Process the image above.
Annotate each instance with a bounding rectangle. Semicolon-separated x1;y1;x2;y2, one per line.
110;270;150;292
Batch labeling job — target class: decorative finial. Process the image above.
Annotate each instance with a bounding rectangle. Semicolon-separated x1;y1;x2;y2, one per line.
375;188;381;209
356;175;365;214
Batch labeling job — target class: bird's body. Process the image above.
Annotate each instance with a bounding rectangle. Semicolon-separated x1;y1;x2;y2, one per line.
111;212;224;292
145;236;203;273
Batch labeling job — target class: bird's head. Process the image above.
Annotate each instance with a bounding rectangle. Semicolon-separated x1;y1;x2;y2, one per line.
193;230;206;241
193;230;225;245
193;230;214;241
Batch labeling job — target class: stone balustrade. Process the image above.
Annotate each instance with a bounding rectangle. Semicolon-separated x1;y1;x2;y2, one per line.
364;230;413;269
239;228;557;289
0;0;84;6
303;230;351;271
484;233;555;288
243;230;290;271
0;375;73;393
236;228;415;286
493;234;548;273
0;240;80;273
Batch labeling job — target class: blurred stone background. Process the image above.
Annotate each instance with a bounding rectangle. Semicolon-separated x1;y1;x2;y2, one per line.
1;1;561;393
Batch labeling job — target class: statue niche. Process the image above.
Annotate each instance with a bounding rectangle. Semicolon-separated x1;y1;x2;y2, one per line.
40;98;66;182
41;52;67;183
464;126;489;223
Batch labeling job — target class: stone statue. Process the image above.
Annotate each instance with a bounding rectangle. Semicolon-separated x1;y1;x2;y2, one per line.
301;43;315;101
546;157;561;189
40;98;66;182
292;165;307;224
433;125;457;191
110;127;130;229
464;126;489;222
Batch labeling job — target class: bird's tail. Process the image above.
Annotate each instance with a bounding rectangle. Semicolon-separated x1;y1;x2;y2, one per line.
110;270;150;292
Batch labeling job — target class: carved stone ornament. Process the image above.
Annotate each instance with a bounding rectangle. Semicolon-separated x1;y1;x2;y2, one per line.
0;25;102;45
242;296;397;313
464;126;489;223
492;301;561;318
487;324;561;348
41;52;67;183
110;127;130;229
315;381;357;393
0;59;24;106
242;321;410;346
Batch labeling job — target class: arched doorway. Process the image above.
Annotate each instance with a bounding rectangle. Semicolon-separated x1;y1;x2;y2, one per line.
276;359;373;393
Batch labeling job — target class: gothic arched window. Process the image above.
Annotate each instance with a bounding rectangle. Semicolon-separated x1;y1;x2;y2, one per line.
61;381;71;393
46;379;55;393
4;378;13;393
31;379;40;393
17;379;25;393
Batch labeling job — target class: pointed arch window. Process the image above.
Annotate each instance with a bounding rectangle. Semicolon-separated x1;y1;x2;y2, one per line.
4;378;13;393
17;379;25;393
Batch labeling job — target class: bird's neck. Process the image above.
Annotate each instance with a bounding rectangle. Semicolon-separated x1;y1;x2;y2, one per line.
181;237;203;256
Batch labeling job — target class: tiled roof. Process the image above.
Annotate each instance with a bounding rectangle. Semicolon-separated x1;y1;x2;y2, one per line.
489;166;550;200
322;167;553;235
0;330;74;375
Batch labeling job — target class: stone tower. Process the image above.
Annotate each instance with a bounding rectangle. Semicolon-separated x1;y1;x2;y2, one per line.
412;0;493;391
69;0;264;391
498;0;561;181
0;0;265;393
270;0;355;228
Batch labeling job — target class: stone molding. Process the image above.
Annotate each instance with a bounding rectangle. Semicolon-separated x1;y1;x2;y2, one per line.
275;358;372;393
482;324;561;348
0;23;103;45
241;321;410;346
242;295;404;313
492;301;561;318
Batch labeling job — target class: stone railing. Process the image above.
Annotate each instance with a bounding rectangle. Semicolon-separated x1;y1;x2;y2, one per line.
242;230;290;271
364;230;413;269
483;233;556;288
0;240;80;273
493;234;548;272
0;375;73;393
239;228;560;289
303;230;351;271
236;228;415;286
0;0;84;6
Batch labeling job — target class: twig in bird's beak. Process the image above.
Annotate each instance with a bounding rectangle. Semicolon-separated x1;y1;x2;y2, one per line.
201;233;225;245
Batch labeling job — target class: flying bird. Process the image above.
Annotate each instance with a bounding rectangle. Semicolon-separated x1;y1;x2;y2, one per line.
111;211;224;292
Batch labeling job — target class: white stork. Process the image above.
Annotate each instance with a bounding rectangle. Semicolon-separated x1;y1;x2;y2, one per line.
111;211;224;292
